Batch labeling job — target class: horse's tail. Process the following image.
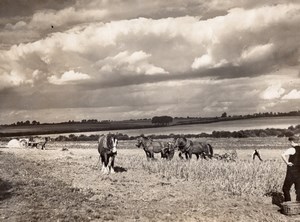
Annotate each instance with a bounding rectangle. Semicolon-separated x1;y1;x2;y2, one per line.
207;143;213;157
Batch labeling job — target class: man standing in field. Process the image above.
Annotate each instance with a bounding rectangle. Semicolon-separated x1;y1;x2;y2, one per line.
281;136;300;202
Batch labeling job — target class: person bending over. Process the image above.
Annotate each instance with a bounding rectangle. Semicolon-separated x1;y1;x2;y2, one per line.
253;149;263;161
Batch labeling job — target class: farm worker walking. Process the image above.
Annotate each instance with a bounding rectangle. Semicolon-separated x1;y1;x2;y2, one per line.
252;149;263;161
281;136;300;202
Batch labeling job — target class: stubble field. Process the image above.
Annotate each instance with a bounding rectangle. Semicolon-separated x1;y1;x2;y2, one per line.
1;137;300;221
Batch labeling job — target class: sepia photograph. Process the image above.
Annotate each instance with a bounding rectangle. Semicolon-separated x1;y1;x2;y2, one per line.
1;0;300;221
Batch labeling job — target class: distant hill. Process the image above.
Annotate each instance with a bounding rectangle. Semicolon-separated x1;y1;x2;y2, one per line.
1;110;300;137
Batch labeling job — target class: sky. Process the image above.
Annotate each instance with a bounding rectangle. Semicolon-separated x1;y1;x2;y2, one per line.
0;0;300;124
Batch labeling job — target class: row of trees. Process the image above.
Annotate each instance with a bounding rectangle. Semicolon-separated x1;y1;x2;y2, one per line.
13;120;41;126
5;110;300;127
221;110;300;119
151;116;173;126
52;125;300;141
63;119;111;124
7;119;111;126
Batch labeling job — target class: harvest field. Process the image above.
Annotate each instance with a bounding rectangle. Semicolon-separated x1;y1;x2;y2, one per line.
1;137;300;221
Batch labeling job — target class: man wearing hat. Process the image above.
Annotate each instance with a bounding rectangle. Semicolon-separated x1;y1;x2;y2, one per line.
281;136;300;202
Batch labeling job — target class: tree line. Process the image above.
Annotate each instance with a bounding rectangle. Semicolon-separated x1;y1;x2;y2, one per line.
51;125;300;142
3;110;300;127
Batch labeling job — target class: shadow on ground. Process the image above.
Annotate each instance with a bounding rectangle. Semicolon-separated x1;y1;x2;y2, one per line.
0;178;13;201
114;166;127;173
265;191;285;214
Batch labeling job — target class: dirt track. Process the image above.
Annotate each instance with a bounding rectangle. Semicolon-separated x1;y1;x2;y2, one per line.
0;146;296;222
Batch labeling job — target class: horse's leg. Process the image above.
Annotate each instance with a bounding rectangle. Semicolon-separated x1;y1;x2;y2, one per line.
186;151;192;160
107;155;112;174
201;152;207;160
161;148;168;159
150;151;155;160
196;154;199;160
184;152;188;160
100;155;105;172
179;151;184;159
208;144;214;158
110;155;115;174
101;162;105;172
148;146;155;160
102;154;109;174
145;151;150;161
165;150;170;160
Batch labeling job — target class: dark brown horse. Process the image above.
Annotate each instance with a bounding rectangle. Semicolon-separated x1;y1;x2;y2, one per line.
98;134;118;174
136;136;174;160
174;137;213;160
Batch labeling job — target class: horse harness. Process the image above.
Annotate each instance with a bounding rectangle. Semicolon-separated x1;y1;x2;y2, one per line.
179;139;193;152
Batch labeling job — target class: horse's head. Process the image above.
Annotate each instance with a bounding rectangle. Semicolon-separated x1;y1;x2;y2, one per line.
136;136;144;148
136;136;152;148
98;134;118;153
173;137;186;150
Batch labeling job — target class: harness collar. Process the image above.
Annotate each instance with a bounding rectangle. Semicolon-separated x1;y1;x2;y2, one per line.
178;139;191;152
183;141;192;151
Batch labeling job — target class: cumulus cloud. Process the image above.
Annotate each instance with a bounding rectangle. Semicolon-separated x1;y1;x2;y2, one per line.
98;51;168;75
282;89;300;100
192;54;213;69
1;3;298;90
3;4;300;73
240;43;274;63
48;70;90;85
5;21;27;30
1;70;24;87
1;1;300;123
260;83;285;100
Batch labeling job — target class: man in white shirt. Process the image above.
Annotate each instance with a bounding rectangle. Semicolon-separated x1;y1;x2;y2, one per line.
281;136;300;202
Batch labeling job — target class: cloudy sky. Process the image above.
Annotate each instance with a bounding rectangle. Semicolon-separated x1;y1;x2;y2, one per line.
0;0;300;124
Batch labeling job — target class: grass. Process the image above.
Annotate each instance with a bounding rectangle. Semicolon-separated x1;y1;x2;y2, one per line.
2;138;292;221
140;158;284;197
111;142;288;199
3;137;290;199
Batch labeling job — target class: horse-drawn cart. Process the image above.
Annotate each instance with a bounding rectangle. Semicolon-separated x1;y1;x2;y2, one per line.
19;137;49;149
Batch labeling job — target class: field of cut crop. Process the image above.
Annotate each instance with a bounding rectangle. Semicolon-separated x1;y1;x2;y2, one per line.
0;137;299;221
